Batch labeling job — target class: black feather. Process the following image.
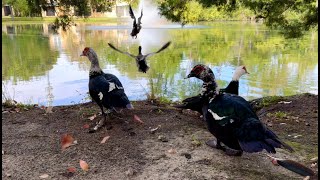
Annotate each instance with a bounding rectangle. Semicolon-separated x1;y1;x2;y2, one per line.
220;80;239;95
277;159;315;176
89;72;131;110
206;94;294;153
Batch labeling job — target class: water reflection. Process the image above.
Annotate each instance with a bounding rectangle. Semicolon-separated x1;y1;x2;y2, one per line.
1;22;318;106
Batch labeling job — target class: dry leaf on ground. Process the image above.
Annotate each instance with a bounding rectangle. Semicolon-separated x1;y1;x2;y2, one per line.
39;174;49;179
88;114;97;121
101;136;110;144
167;148;177;154
133;114;144;124
80;160;89;171
83;124;90;129
67;167;76;173
61;134;75;150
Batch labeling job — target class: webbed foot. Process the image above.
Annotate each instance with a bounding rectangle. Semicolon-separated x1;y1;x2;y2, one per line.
206;139;226;150
224;148;243;156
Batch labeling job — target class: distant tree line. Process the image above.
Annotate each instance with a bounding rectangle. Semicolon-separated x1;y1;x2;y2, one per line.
156;0;318;38
2;0;138;17
2;0;318;38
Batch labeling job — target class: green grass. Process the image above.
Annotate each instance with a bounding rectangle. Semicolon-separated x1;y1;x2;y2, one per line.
274;111;288;118
261;96;285;107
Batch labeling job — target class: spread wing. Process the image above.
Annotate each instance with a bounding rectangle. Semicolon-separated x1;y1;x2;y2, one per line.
145;41;171;58
129;5;135;20
108;43;136;59
137;8;143;25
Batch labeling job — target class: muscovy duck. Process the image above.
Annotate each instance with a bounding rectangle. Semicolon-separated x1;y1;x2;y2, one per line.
129;5;143;39
108;42;171;73
219;65;249;95
183;64;294;156
176;65;248;115
80;47;133;133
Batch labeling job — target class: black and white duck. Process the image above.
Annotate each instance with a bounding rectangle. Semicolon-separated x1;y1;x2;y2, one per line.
80;47;133;133
181;64;294;156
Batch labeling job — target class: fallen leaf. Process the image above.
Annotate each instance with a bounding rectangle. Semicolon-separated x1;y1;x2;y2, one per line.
150;126;160;134
133;114;144;124
303;176;310;180
167;148;177;154
80;160;89;171
46;106;53;113
100;136;110;144
83;124;90;129
88;114;97;121
61;134;75;150
39;174;49;179
67;167;76;173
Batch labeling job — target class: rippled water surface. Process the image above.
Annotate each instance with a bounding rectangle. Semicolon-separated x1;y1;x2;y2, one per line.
2;22;318;106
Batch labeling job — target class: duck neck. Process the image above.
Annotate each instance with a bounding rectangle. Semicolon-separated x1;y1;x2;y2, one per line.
88;53;102;76
232;70;242;81
138;46;142;55
200;75;219;98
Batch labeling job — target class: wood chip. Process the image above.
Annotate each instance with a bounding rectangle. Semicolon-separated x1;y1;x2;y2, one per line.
39;174;49;179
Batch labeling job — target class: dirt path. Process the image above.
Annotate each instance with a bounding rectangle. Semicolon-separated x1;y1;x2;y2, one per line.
2;93;318;180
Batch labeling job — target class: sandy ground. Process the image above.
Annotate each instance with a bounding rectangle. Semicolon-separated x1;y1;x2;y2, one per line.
2;93;318;180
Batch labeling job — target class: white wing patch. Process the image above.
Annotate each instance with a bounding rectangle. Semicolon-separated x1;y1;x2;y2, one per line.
98;92;103;100
108;82;116;92
208;109;226;120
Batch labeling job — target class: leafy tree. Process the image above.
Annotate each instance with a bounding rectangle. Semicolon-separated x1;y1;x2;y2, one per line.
156;0;318;38
3;0;44;16
242;0;318;38
90;0;115;13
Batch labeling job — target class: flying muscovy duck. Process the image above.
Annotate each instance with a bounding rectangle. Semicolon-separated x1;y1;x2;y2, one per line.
176;65;249;115
80;47;133;133
181;64;294;156
129;5;143;39
219;65;249;95
108;42;171;73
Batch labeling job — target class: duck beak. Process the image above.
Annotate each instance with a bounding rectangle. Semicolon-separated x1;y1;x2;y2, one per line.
185;73;194;79
80;53;85;57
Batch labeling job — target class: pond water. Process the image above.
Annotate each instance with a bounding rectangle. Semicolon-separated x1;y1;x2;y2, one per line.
2;21;318;106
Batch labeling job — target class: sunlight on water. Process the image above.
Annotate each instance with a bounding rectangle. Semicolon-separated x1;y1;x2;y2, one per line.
2;22;318;106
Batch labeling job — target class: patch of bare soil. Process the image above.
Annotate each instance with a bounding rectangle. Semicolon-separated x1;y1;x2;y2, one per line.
2;93;318;180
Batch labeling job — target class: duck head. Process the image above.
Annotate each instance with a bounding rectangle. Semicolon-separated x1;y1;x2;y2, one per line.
232;65;249;81
80;47;99;62
186;64;215;83
80;47;101;73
